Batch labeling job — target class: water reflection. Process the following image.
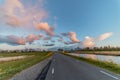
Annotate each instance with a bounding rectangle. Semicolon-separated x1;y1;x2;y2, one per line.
86;54;96;60
70;53;120;64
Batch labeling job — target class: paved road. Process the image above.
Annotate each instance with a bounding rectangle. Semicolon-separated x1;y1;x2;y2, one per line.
45;53;120;80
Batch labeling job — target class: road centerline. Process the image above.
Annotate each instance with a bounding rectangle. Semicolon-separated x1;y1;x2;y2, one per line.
52;68;55;75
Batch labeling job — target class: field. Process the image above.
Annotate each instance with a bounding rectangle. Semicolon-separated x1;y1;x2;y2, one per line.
64;53;120;74
0;52;52;80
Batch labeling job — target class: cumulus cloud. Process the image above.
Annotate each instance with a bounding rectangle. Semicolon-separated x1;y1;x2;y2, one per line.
25;34;42;44
69;32;80;43
3;0;25;15
0;35;26;45
0;34;42;45
61;32;80;43
82;32;113;47
0;0;25;26
97;32;113;41
34;22;55;36
0;0;48;27
82;36;95;47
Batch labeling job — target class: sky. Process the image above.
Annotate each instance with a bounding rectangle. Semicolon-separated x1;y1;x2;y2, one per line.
0;0;120;50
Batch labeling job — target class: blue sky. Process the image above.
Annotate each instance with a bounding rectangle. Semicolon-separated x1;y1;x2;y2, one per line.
47;0;119;35
0;0;120;50
46;0;120;46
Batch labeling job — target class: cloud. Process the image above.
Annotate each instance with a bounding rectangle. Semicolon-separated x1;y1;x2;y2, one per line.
82;36;95;47
97;32;113;41
5;15;26;27
61;32;80;43
43;36;52;41
0;0;48;27
43;44;55;46
61;33;69;37
34;22;55;36
0;35;26;45
82;32;113;47
64;41;75;45
3;0;25;15
0;0;26;26
58;37;63;42
51;40;55;43
69;32;80;43
25;34;42;44
0;34;42;45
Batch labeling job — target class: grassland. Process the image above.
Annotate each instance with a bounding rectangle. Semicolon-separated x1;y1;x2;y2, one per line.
64;53;120;74
0;52;52;80
0;52;39;57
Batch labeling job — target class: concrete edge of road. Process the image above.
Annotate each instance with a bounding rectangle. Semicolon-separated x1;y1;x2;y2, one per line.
9;57;52;80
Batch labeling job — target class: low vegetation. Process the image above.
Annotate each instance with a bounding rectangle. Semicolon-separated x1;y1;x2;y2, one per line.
0;52;42;57
0;52;53;80
64;53;120;74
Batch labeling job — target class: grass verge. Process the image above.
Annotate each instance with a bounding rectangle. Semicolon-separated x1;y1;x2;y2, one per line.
0;52;53;80
63;53;120;74
0;52;45;57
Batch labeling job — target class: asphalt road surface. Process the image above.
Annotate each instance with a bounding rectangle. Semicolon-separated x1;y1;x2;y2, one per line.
45;53;120;80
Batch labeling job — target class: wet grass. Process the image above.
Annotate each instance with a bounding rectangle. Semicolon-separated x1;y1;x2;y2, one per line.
0;52;53;80
64;53;120;74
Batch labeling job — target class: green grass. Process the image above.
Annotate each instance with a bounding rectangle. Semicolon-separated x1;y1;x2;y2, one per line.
0;52;44;57
64;53;120;74
0;52;53;80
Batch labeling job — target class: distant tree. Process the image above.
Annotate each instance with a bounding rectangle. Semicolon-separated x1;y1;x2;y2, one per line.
58;49;63;51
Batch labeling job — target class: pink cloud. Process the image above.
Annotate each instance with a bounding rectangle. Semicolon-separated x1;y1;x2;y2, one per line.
0;35;26;45
61;32;80;43
97;32;113;41
82;32;113;47
0;34;42;45
3;0;25;15
82;36;95;47
0;0;48;27
7;35;26;45
25;34;42;44
69;32;80;43
34;22;55;36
